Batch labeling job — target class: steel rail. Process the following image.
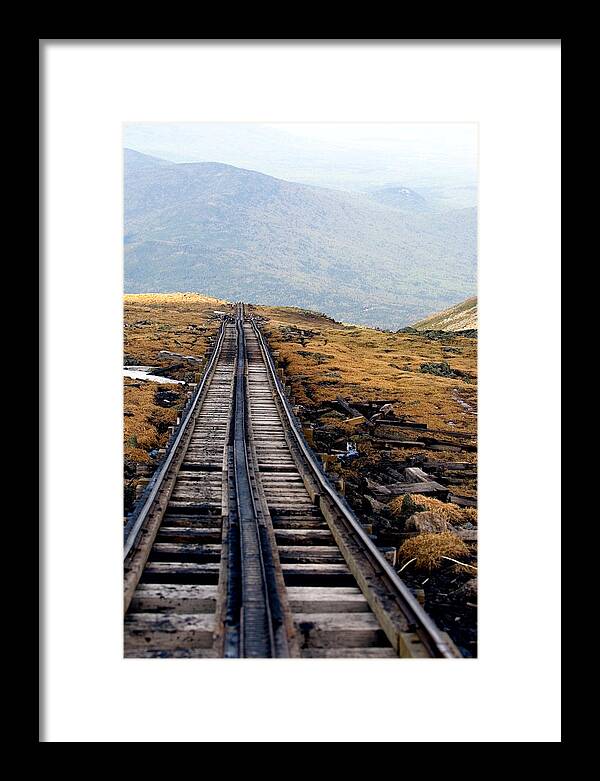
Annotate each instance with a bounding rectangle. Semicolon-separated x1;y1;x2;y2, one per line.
228;305;288;657
123;318;228;561
250;316;456;658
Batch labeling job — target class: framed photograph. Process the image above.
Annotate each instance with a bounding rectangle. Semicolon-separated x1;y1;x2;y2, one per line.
41;39;561;742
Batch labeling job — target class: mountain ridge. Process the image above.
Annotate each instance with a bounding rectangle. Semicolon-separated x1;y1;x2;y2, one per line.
124;150;477;329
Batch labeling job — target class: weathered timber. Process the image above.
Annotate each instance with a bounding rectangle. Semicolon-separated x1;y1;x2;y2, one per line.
130;584;218;613
404;467;431;482
371;438;427;448
448;493;478;507
372;419;428;430
387;480;449;497
274;529;335;544
286;586;369;613
294;612;388;648
335;396;362;418
344;415;367;428
301;647;397;658
364;476;391;495
277;546;345;563
124;613;215;651
423;461;474;470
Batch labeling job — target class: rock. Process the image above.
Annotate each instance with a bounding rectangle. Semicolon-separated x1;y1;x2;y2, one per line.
452;577;477;601
364;494;388;514
405;511;449;534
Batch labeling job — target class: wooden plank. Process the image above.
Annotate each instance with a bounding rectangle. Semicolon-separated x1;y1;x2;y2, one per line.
344;415;367;428
301;647;397;658
423;461;473;470
274;529;334;544
287;586;369;613
277;546;345;563
124;613;214;651
293;612;387;648
271;518;328;529
281;563;355;585
372;438;426;448
151;543;221;560
130;584;217;613
142;562;220;583
335;396;362;418
404;467;431;482
125;648;219;658
319;494;411;652
167;501;222;512
365;476;390;495
373;420;427;430
388;480;448;496
448;493;477;507
157;527;222;542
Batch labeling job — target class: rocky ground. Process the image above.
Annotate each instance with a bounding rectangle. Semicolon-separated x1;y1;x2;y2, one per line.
123;296;478;656
251;303;478;656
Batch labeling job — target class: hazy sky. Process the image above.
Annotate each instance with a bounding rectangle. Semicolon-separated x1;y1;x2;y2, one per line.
266;122;476;154
124;122;478;197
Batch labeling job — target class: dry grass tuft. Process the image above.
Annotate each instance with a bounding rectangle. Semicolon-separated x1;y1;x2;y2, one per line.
398;531;471;571
124;383;186;462
389;493;477;525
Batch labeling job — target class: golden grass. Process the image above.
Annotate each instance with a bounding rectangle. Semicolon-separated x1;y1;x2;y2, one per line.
123;294;233;464
251;302;477;495
389;494;477;525
124;383;185;462
124;293;232;367
251;303;477;434
398;531;471;571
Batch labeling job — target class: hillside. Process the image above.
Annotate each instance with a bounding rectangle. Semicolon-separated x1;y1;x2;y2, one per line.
124;150;477;329
412;296;477;332
367;184;431;212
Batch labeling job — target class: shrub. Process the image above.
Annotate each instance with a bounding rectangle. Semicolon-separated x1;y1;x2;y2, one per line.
389;493;477;525
398;531;471;571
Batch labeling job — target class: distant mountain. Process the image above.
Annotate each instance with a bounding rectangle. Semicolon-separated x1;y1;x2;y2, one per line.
124;148;174;172
368;185;430;212
412;296;477;331
124;150;477;329
124;123;478;198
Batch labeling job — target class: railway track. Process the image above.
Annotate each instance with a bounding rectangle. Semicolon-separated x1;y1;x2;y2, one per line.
124;304;460;658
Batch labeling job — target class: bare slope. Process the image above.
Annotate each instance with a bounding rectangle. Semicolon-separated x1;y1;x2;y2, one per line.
412;296;477;332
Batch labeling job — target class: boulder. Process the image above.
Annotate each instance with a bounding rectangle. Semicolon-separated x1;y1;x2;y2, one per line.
405;511;449;534
452;577;478;601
